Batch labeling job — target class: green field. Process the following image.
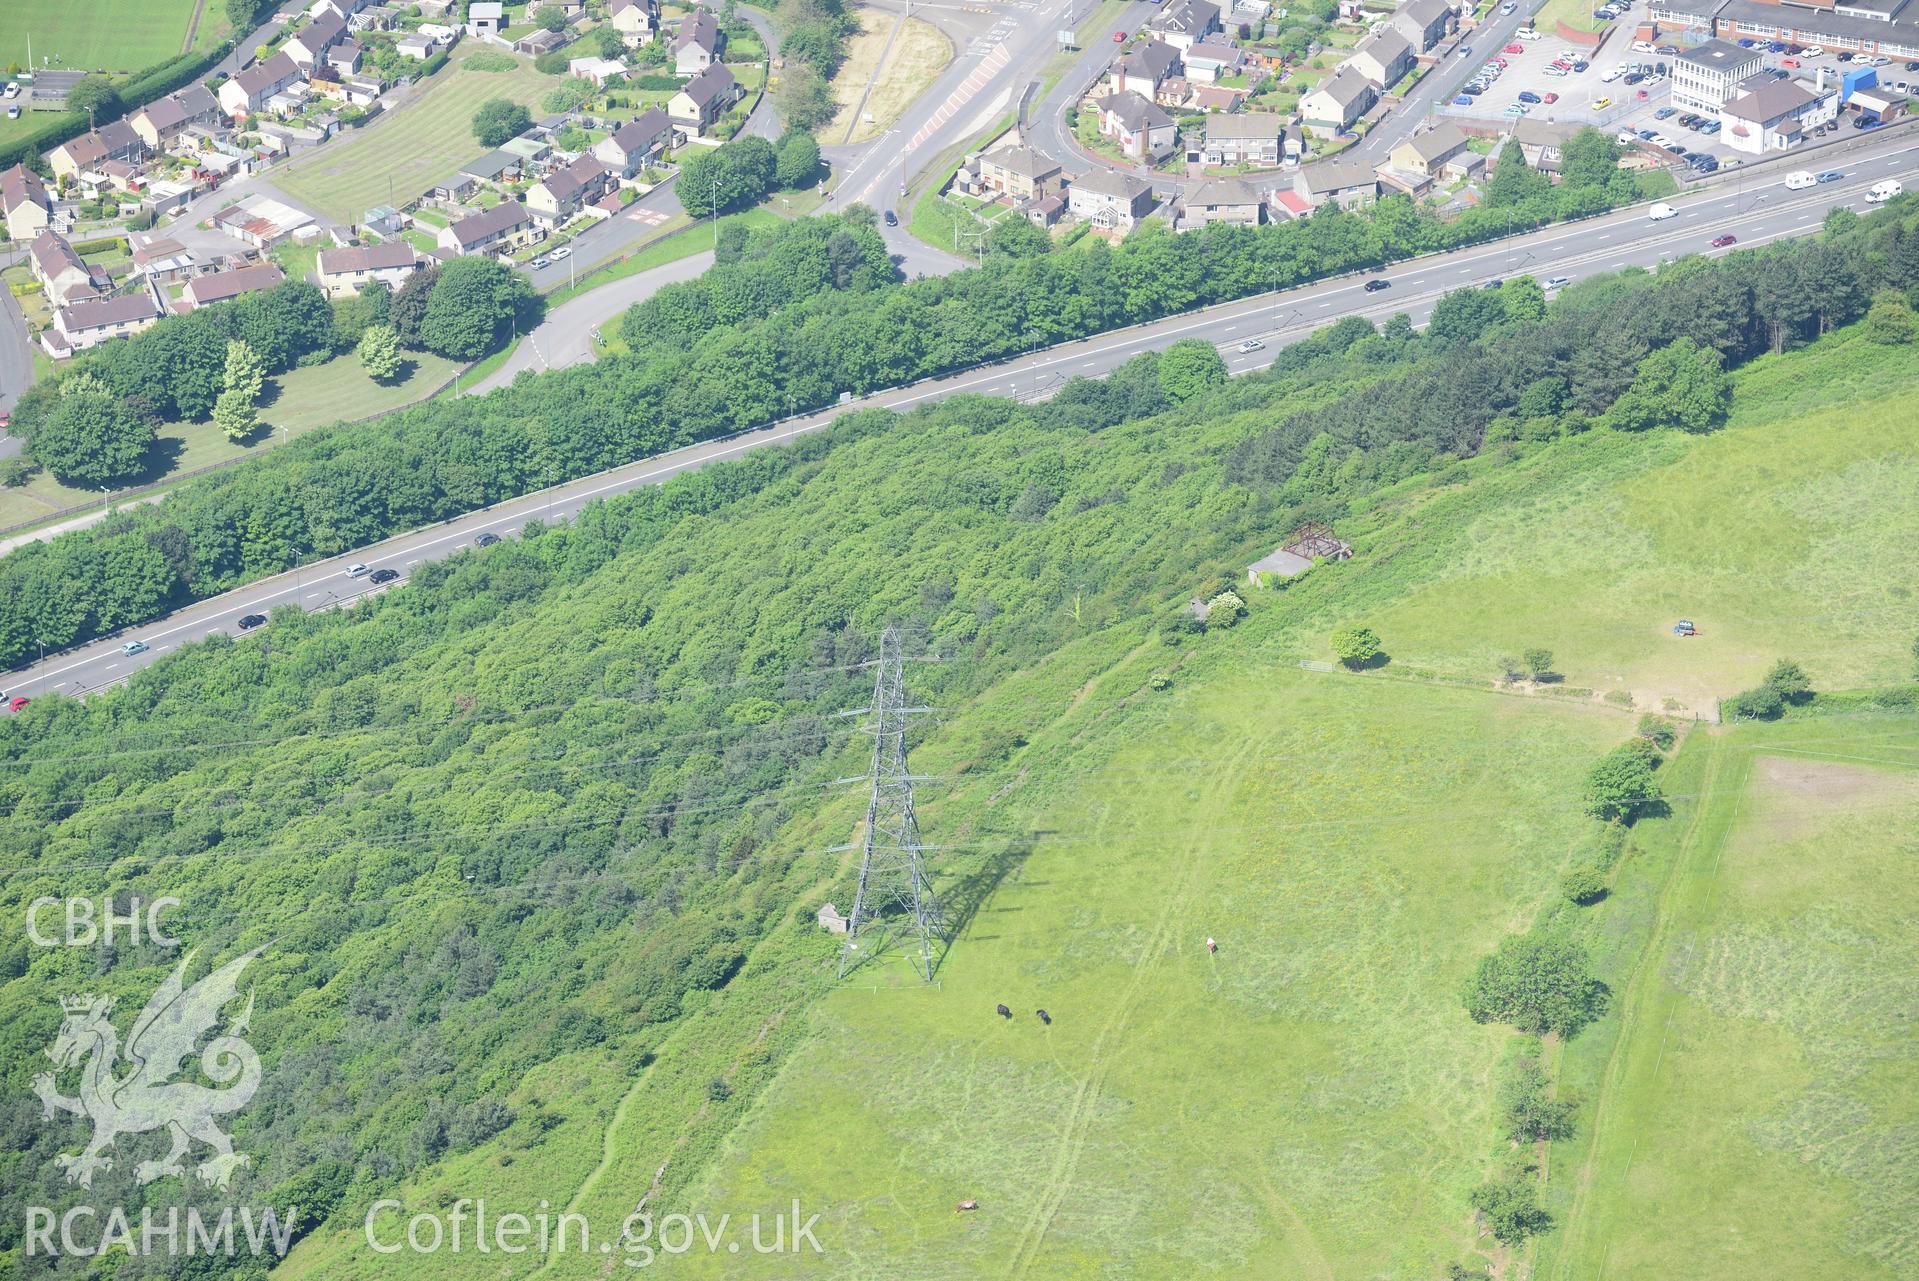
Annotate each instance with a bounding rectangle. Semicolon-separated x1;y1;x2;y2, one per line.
0;351;462;531
277;45;554;222
1547;716;1919;1281
0;0;202;72
1534;0;1609;35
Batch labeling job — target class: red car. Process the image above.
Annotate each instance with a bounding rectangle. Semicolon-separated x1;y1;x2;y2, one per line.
7;696;28;713
1711;234;1738;248
1543;91;1559;103
1112;28;1126;41
1780;57;1799;67
1503;42;1524;52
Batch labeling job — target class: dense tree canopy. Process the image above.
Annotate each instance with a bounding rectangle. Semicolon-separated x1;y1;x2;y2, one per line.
471;97;532;147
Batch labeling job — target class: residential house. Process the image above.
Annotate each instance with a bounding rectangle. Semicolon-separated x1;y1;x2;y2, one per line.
976;139;1062;200
526;155;611;226
308;0;365;20
1181;176;1265;226
350;5;400;31
1093;90;1176;161
568;55;629;85
592;107;674;177
1507;117;1582;171
1673;39;1763;113
1108;40;1182;97
128;234;201;285
1182;40;1245;82
396;31;443;58
1294;155;1376;208
1190;84;1242;112
29;232;107;307
177;262;285;313
1387;122;1468;177
674;8;723;75
1024;194;1065;227
438;200;539;254
1150;0;1221;51
609;0;659;46
0;163;51;241
466;1;505;37
316;241;419;296
1718;77;1835;153
129;85;221;148
49;122;147;180
1349;27;1414;87
326;39;364;74
1066;169;1155;229
668;62;739;133
1157;74;1192;108
285;12;349;67
45;292;163;358
1299;63;1376;135
1202;111;1285;165
1389;0;1456;54
219;52;303;119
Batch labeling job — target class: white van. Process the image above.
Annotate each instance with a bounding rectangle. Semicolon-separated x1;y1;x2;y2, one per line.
1866;179;1903;203
1784;171;1815;190
1648;202;1678;220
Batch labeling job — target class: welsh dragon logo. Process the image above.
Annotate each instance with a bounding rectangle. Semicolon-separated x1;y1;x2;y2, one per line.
33;948;263;1190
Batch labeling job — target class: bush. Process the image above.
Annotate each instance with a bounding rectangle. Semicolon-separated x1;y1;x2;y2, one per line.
472;98;533;147
1203;590;1244;628
1582;740;1660;822
1762;658;1812;703
1723;684;1783;720
1560;866;1607;905
1634;714;1676;749
1470;1178;1552;1244
1497;1058;1577;1142
465;51;518;72
1329;624;1381;669
1463;931;1608;1038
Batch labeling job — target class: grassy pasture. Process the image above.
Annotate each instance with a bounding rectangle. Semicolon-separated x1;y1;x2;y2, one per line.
0;0;200;73
277;45;552;222
1546;715;1919;1281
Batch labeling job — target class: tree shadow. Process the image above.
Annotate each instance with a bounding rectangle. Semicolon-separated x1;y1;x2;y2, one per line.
257;378;285;412
1343;650;1391;671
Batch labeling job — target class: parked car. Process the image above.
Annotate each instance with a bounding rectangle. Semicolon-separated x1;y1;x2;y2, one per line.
4;105;17;120
1801;46;1824;57
1632;39;1656;53
1655;105;1677;118
1504;42;1524;53
120;641;147;656
369;568;399;584
1710;233;1737;248
1543;91;1559;103
1480;278;1502;290
345;563;369;577
1453;94;1475;104
1503;103;1529;116
1616;129;1637;144
1780;57;1799;67
1112;28;1126;40
529;256;550;269
1363;279;1391;292
474;532;502;547
1500;0;1517;12
1592;95;1613;109
1694;156;1719;172
237;614;269;631
1700;120;1721;134
1518;90;1541;102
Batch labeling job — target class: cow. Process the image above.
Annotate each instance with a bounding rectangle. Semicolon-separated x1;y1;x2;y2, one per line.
996;1003;1012;1019
1036;1009;1051;1025
956;1199;979;1212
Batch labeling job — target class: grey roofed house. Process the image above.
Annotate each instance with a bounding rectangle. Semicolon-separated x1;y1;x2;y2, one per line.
1154;0;1221;37
1315;64;1375;109
1187;176;1263;207
317;240;417;274
1403;121;1468;164
232;51;302;98
540;155;606;201
288;11;348;60
678;62;738;108
1301;155;1376;195
1071;168;1153;200
607;107;673;152
982;141;1059;179
136;96;190;134
1119;39;1181;81
1095;89;1173;131
675;6;720;50
180;262;286;309
445;199;531;248
1205;111;1284;140
60;292;162;330
1388;0;1454;47
1247;547;1313;580
1721;76;1820;120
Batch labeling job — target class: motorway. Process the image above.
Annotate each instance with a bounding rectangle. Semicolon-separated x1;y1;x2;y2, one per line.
5;132;1911;701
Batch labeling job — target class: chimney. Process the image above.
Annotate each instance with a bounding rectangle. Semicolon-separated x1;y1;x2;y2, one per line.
1816;64;1827;91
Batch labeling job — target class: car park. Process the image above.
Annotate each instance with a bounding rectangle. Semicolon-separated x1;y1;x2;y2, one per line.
120;641;147;656
1363;279;1391;292
474;532;501;547
345;563;369;577
238;614;269;630
369;568;399;584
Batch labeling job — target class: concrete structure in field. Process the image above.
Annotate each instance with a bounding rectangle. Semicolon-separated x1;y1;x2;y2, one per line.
1671;39;1764;112
1;163;51;241
44;291;163;358
668;62;739;133
593;108;675;177
1093;90;1177;161
1066;169;1155;229
1300;64;1377;135
1203;111;1285;165
439;200;539;254
317;241;420;296
176;262;286;313
817;903;849;934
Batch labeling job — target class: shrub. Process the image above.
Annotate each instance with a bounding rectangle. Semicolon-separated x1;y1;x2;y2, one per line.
1582;740;1660;822
1203;590;1244;628
1762;658;1812;703
472;98;533;147
1497;1058;1577;1142
1329;624;1381;669
1560;866;1607;905
1463;931;1608;1038
465;51;518;72
1723;684;1783;720
1634;714;1676;749
1470;1178;1552;1244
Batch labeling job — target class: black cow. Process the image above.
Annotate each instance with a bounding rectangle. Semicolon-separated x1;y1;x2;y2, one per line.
1035;1009;1051;1025
995;1003;1011;1019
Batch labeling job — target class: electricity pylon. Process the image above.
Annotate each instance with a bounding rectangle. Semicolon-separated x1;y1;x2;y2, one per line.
839;626;942;981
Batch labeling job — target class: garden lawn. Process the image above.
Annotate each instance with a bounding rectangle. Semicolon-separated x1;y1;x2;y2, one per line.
1535;0;1609;35
277;45;552;222
0;0;200;72
1544;715;1919;1281
636;665;1624;1280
